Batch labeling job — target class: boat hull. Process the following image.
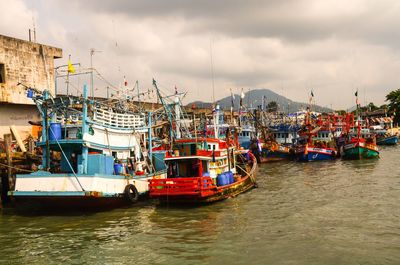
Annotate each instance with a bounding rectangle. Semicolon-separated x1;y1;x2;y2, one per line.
10;192;134;210
260;149;292;162
150;174;256;204
298;147;336;162
342;145;379;160
8;170;166;210
377;135;398;145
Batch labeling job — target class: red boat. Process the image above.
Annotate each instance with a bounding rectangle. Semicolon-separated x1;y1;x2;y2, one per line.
149;137;257;204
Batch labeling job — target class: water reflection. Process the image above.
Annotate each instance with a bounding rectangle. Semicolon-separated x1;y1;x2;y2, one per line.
1;147;400;264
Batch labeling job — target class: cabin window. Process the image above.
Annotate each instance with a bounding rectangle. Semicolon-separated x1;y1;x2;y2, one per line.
190;144;196;155
0;64;5;83
129;149;135;158
202;160;208;175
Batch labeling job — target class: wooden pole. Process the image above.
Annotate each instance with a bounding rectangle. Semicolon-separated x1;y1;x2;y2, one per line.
4;134;14;191
28;137;35;153
10;125;27;152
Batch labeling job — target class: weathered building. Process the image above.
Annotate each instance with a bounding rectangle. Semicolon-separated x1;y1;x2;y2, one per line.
0;34;62;138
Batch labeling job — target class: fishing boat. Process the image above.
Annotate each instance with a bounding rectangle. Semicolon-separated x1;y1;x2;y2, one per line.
298;128;338;162
238;123;256;149
341;95;379;159
149;137;257;204
341;128;379;159
376;134;398;145
259;124;300;162
8;85;166;209
370;126;398;145
296;109;337;162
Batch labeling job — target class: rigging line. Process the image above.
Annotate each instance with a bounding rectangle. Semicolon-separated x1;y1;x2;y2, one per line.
49;126;85;191
0;162;34;173
157;82;179;95
57;74;82;94
93;69;120;91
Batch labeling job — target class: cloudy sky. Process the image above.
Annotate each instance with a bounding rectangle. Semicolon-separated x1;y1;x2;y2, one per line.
1;0;400;109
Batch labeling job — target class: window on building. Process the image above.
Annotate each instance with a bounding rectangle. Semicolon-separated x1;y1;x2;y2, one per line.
0;64;5;83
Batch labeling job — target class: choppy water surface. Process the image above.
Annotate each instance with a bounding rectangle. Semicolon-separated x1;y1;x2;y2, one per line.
1;146;400;264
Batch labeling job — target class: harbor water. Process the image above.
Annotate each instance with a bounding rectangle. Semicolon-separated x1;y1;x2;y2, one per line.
1;146;400;264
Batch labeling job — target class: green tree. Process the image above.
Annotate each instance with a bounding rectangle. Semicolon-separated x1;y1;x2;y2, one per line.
367;102;378;111
386;89;400;123
266;101;278;112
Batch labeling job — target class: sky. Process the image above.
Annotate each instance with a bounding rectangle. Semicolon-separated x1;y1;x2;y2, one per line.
1;0;400;109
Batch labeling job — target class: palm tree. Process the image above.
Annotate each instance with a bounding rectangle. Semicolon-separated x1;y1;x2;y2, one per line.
386;89;400;123
266;101;278;112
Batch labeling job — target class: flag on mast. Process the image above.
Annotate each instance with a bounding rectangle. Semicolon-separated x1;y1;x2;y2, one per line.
240;88;245;107
309;89;314;104
230;88;235;114
355;90;359;106
67;55;75;73
231;89;235;108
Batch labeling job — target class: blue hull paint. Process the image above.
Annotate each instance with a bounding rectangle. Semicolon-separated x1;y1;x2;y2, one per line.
377;136;398;145
298;151;335;162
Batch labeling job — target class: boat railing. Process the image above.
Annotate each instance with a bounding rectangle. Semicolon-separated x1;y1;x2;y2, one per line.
93;108;145;128
165;150;225;158
149;176;215;197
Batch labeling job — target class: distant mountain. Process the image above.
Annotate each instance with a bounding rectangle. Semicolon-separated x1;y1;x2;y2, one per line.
188;88;332;113
187;101;213;109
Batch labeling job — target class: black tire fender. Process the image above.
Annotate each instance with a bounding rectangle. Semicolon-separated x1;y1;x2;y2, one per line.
124;184;139;203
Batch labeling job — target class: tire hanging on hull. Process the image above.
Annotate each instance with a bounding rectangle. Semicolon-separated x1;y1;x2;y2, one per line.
124;184;139;204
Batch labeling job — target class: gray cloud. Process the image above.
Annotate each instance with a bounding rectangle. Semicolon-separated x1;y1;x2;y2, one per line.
3;0;400;109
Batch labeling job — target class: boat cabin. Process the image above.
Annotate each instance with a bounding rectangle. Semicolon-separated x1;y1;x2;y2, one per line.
348;128;375;141
238;125;256;149
165;138;236;181
314;130;334;142
271;131;299;145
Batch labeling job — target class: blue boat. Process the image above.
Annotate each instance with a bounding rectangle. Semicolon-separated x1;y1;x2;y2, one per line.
376;135;398;145
297;125;337;162
260;144;293;162
259;124;300;162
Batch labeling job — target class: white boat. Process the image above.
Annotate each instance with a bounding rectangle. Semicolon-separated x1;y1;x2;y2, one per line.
9;85;167;209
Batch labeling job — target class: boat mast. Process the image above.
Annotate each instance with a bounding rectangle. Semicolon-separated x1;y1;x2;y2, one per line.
210;39;215;105
175;95;181;139
152;79;174;141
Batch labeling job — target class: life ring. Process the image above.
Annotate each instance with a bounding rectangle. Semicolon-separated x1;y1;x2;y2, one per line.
124;184;139;203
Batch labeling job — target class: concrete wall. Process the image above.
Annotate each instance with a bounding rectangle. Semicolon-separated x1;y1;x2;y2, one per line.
0;34;62;104
0;104;40;139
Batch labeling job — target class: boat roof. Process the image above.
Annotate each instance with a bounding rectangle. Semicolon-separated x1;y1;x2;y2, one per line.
174;137;227;144
165;156;212;161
